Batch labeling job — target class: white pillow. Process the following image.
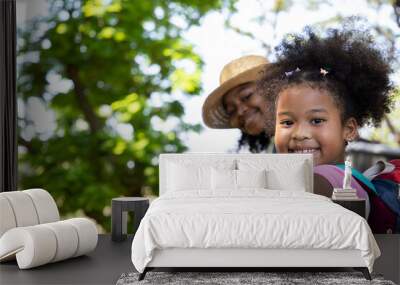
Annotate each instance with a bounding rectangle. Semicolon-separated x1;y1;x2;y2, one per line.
266;168;306;191
211;169;268;191
211;168;236;190
167;162;211;192
236;169;267;189
237;157;310;192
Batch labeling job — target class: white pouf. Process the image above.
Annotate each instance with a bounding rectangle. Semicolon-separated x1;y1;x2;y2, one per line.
0;189;98;269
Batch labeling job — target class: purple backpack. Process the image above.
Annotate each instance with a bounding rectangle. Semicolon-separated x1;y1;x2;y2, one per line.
314;164;398;234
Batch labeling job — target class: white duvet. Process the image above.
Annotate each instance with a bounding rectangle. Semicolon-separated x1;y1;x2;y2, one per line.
131;190;380;273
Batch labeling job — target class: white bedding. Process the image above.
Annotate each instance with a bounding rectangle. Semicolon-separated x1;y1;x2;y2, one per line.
131;190;380;273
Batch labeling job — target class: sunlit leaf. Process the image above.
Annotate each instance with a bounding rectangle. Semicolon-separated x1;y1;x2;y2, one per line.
56;23;68;34
106;2;122;13
98;27;115;39
113;139;126;155
82;0;106;17
170;68;201;94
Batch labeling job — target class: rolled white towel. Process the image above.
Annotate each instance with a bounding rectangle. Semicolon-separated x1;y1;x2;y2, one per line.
0;218;98;269
65;218;98;257
0;189;60;239
0;191;39;228
0;196;17;237
0;225;57;268
23;189;59;224
42;220;79;263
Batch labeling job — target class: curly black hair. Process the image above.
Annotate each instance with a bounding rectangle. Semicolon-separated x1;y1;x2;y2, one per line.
238;131;272;153
257;26;394;128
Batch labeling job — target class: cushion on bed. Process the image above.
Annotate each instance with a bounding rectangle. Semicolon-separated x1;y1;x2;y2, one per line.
166;158;236;192
211;169;267;191
212;168;236;190
236;169;267;189
159;154;313;195
237;158;310;192
267;168;306;191
167;163;212;191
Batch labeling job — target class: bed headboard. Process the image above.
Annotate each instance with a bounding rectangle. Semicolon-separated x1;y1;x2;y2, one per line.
159;153;313;196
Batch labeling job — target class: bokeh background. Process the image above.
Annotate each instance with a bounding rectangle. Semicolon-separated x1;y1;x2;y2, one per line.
16;0;400;232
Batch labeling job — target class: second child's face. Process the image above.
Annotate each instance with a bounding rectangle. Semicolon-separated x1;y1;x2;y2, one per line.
274;84;355;166
223;82;271;135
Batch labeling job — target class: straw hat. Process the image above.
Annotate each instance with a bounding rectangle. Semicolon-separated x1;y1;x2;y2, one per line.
202;55;269;129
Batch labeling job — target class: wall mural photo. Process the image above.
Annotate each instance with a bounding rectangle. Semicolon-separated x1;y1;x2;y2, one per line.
15;0;400;234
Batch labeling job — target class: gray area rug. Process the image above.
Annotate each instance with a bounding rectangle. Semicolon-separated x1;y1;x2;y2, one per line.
116;271;396;285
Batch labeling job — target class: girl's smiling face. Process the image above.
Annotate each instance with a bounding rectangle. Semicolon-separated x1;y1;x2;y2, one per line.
274;84;357;166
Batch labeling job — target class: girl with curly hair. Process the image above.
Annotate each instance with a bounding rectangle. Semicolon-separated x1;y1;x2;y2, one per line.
257;26;395;232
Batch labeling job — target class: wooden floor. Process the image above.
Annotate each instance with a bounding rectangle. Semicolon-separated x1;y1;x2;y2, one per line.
0;234;398;285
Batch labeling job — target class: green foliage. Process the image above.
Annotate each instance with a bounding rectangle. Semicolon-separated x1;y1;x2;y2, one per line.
371;88;400;147
17;0;236;231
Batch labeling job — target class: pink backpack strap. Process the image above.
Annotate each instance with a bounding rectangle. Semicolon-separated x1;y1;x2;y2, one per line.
314;164;369;200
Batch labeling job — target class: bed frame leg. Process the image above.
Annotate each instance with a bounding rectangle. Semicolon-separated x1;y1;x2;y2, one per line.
138;268;148;281
354;267;371;280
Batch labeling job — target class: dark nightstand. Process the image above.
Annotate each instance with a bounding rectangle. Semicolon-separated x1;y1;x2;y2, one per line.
332;198;366;218
111;197;149;242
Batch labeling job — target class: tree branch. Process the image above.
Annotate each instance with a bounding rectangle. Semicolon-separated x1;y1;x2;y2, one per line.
373;25;397;62
66;65;102;134
394;0;400;27
224;17;273;56
384;114;400;145
18;137;34;153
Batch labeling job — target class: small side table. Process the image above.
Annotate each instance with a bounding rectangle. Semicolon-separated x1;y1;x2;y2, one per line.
332;198;366;218
111;197;149;242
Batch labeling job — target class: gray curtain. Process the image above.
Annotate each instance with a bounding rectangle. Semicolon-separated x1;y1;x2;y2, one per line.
0;0;17;192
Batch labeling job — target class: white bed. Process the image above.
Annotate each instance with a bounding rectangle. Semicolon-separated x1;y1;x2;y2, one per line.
131;153;380;280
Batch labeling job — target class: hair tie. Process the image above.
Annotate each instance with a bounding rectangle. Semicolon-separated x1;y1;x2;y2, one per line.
320;68;329;76
285;67;301;77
